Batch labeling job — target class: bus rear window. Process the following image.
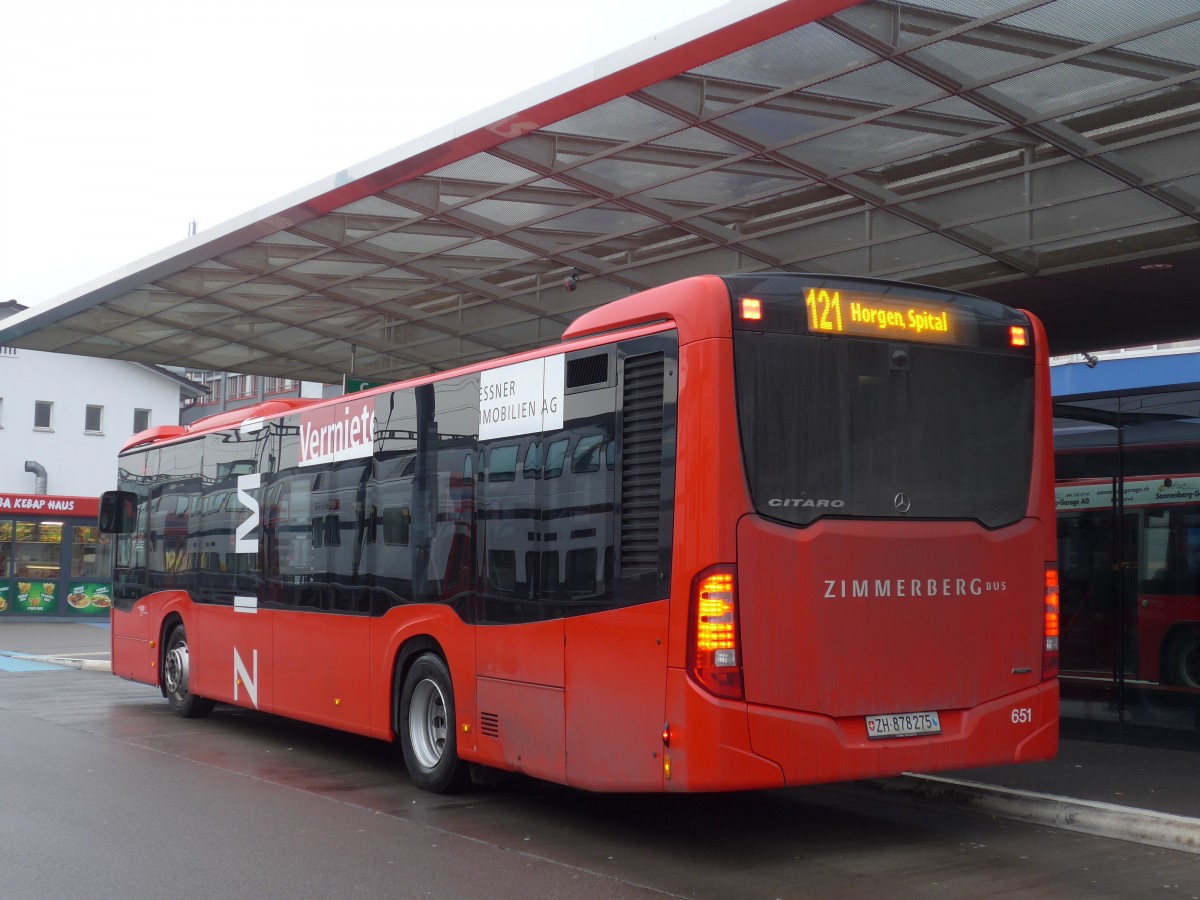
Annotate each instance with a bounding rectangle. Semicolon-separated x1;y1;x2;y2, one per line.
733;331;1034;528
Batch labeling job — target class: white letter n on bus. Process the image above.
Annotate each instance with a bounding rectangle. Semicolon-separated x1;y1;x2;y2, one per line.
234;648;259;709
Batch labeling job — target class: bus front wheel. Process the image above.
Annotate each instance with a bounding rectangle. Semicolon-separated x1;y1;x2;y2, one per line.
163;624;215;719
398;653;465;793
1165;629;1200;689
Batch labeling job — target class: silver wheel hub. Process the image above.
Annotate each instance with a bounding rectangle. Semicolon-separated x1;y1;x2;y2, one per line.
164;643;190;695
408;679;448;770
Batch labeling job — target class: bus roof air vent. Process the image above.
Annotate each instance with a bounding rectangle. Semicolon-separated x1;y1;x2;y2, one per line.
567;352;609;390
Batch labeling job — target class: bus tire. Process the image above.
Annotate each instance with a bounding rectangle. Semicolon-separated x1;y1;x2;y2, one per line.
1165;630;1200;689
398;653;465;793
163;624;215;719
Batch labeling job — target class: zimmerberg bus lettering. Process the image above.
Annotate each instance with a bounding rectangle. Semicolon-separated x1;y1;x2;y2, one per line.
299;402;375;467
822;578;1004;599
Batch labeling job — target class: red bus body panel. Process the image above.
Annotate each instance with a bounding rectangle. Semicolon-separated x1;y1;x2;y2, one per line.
738;517;1045;717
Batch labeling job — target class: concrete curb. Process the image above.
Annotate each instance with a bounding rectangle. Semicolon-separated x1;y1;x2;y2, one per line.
872;773;1200;856
1;652;112;673
43;656;112;673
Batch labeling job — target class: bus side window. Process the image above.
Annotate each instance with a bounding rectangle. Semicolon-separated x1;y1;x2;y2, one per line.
488;550;516;592
541;551;560;596
566;547;597;595
572;435;604;474
488;445;518;483
523;441;543;479
1143;511;1200;594
382;507;411;545
544;439;568;479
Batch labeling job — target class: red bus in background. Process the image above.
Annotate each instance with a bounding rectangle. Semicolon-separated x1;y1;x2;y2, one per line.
1057;475;1200;689
100;273;1059;793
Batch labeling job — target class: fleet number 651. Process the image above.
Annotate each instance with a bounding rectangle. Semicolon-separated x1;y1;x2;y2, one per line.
1011;707;1034;724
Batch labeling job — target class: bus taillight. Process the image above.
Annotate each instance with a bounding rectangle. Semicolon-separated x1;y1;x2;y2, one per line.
1043;565;1060;680
688;566;743;700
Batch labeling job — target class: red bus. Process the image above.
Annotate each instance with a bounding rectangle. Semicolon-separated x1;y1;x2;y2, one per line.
1057;474;1200;689
100;273;1059;793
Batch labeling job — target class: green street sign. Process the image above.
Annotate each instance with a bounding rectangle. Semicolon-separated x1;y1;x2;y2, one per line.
343;377;385;394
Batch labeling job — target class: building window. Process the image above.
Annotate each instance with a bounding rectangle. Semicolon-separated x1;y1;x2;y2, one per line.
0;396;4;428
227;374;258;400
34;401;53;430
85;405;104;434
263;377;297;395
185;370;220;406
133;408;151;433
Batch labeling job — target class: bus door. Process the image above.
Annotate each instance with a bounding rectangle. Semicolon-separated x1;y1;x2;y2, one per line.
1058;509;1134;679
187;459;275;713
473;437;566;784
270;460;374;733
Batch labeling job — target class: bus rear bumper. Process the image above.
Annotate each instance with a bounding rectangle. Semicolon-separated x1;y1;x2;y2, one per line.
747;679;1059;786
664;671;1058;790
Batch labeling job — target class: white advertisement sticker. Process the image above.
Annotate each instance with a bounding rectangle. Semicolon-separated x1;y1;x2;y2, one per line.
479;355;564;440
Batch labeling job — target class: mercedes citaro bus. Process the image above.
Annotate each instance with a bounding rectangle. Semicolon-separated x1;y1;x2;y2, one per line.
100;273;1059;793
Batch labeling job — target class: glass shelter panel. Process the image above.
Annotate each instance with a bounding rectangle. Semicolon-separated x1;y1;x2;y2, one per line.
1055;388;1200;734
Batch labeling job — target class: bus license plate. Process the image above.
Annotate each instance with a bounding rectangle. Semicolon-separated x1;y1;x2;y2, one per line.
865;711;941;740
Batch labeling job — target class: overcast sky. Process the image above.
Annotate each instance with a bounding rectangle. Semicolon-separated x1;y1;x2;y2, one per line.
0;0;731;308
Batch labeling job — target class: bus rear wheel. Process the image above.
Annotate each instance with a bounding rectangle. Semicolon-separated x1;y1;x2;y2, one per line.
1165;629;1200;689
398;653;465;793
163;624;215;719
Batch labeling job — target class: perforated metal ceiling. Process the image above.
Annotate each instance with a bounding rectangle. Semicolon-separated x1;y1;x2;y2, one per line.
4;0;1200;384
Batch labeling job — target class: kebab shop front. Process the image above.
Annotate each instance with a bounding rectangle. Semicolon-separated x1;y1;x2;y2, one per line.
0;494;111;617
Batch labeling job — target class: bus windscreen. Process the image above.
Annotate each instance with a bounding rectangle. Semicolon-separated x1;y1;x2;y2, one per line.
726;274;1035;529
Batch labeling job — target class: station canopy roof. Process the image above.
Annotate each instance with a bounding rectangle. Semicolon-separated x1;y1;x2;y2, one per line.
3;0;1200;385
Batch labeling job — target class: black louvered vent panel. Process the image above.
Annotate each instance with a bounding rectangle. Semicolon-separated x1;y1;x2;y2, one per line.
480;712;500;739
620;352;665;576
567;352;608;389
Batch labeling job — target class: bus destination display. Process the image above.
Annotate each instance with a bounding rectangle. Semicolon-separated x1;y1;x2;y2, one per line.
803;287;959;344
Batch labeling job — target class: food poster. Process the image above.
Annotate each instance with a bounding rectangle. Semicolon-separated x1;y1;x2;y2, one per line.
0;583;8;613
64;582;112;614
12;580;58;614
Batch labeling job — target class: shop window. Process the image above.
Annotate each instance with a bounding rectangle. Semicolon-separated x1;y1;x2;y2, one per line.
70;525;113;579
34;401;52;430
85;405;104;434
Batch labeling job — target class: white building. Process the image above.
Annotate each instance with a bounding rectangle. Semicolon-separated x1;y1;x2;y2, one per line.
0;301;203;498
